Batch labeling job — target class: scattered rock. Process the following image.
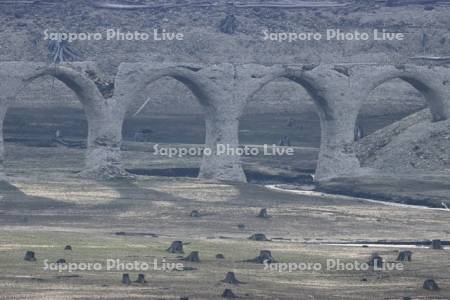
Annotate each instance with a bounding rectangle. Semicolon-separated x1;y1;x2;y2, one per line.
216;253;225;259
167;241;184;253
122;273;131;285
333;65;350;77
397;250;412;261
423;279;440;291
246;250;275;264
221;272;244;284
56;259;66;264
257;208;271;218
431;239;443;250
180;297;189;300
115;232;158;237
190;210;200;218
237;224;245;230
182;266;197;271
135;273;146;283
361;278;367;282
219;15;237;34
64;245;72;251
368;253;383;269
24;251;36;262
222;288;238;298
248;233;270;241
184;251;200;262
302;64;318;71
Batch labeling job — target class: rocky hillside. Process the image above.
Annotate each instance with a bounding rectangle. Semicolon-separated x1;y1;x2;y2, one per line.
0;0;447;115
356;109;450;173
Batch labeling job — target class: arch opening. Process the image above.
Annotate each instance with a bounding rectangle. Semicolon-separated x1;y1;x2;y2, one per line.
3;75;89;174
123;75;207;178
357;78;428;138
355;75;448;175
240;76;323;184
365;73;448;123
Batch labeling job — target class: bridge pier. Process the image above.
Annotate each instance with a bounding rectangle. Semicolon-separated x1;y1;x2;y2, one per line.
81;105;128;179
199;111;246;182
315;107;362;181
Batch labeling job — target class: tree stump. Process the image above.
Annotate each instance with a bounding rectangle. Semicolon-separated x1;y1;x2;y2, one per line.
423;279;440;291
431;239;443;250
24;251;36;262
247;250;275;264
248;233;269;241
64;245;72;251
190;210;200;218
221;272;244;284
216;253;225;259
56;259;66;264
257;208;271;218
397;250;412;261
184;251;200;262
135;273;146;283
167;241;184;253
368;253;383;269
122;273;131;285
222;288;238;298
218;15;237;34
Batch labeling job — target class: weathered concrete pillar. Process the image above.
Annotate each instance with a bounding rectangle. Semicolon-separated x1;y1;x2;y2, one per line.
315;103;361;181
115;62;250;182
281;65;363;181
199;109;246;182
197;64;285;182
81;103;128;179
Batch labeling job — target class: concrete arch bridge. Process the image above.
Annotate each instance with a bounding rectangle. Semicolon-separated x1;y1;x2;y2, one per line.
0;61;448;182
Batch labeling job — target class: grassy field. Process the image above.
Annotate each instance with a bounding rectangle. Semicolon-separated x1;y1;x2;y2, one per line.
0;143;450;299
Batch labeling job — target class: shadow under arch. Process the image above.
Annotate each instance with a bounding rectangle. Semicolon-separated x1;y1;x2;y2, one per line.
246;69;335;122
241;68;336;180
123;67;217;178
127;67;217;113
0;64;115;178
363;71;449;123
16;65;105;119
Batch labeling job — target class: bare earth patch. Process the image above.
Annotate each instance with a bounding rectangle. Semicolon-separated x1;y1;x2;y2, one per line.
0;145;449;299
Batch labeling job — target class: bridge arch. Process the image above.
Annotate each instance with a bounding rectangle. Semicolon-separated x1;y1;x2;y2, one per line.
0;63;120;179
242;66;357;181
118;66;235;180
361;69;449;122
244;68;334;122
121;67;218;115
